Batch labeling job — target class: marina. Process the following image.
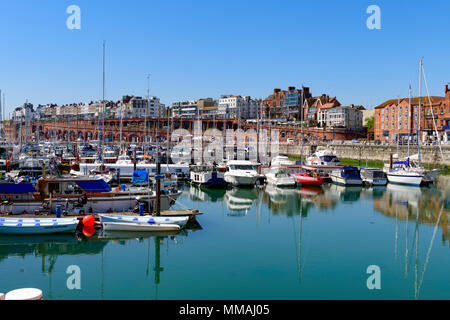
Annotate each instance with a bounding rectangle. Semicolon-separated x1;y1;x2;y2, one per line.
0;182;449;299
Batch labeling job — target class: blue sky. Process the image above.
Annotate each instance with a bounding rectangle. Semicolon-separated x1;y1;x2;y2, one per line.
0;0;449;117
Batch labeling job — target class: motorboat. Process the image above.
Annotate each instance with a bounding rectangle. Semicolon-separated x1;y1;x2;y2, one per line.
101;222;181;232
330;166;363;186
306;148;341;166
190;165;226;188
224;160;261;187
271;155;296;167
0;177;181;215
293;171;325;186
265;167;296;187
98;214;188;227
360;167;387;186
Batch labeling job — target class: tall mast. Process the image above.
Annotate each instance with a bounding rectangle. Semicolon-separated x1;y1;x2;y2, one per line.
99;41;105;162
300;86;304;165
418;58;422;166
145;74;150;149
408;85;411;160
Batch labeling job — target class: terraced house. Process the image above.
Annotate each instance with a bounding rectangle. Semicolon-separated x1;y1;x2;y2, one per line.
374;85;450;144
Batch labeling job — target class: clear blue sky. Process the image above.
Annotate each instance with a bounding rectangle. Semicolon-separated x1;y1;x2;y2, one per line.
0;0;449;118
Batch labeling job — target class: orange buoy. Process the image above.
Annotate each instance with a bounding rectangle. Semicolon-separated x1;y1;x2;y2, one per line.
82;215;95;227
82;226;95;237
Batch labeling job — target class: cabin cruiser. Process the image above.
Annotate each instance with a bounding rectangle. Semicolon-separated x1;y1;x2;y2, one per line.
330;166;363;186
360;167;387;186
190;165;226;188
306;148;341;166
265;167;296;187
224;160;261;187
0;177;181;215
270;155;296;167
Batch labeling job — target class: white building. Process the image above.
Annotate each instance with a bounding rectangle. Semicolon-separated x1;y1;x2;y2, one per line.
326;106;363;129
218;95;260;119
124;96;165;118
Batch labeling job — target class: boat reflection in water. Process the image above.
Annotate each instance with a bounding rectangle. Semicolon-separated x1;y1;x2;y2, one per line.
225;188;259;216
327;183;363;202
188;185;226;203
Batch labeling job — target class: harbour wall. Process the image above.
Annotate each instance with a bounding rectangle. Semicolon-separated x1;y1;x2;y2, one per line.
279;144;450;166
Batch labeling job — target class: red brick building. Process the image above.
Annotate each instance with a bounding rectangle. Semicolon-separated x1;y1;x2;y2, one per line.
374;85;450;144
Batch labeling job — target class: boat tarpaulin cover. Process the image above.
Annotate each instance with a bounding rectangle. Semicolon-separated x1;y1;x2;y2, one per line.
0;184;37;194
76;180;112;192
132;170;149;183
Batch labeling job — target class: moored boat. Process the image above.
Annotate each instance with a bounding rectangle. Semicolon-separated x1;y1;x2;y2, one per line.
360;167;387;186
101;221;181;232
0;217;79;235
98;214;189;227
265;167;296;187
293;171;325;186
330;166;363;186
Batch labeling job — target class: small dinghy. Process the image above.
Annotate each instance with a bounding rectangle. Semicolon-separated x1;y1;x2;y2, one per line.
0;218;79;235
98;214;189;227
102;222;181;232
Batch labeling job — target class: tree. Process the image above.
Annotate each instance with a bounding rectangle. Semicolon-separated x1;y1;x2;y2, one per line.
365;116;374;131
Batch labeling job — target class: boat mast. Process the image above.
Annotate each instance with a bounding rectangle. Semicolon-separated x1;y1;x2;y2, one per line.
408;85;411;160
98;41;105;163
300;86;305;166
146;74;150;152
417;58;422;167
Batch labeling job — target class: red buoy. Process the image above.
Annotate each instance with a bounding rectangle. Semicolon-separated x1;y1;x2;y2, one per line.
82;215;95;227
82;226;95;237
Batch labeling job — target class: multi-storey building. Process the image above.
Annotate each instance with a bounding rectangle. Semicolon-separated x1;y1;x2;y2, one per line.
374;85;450;144
325;105;363;129
172;100;199;119
263;86;311;119
122;95;165;119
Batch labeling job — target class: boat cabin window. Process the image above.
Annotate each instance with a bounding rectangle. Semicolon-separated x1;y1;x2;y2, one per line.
320;156;338;163
48;182;84;196
230;165;257;171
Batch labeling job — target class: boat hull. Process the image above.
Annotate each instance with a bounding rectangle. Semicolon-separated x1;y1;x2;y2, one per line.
0;218;79;235
102;222;181;232
293;175;325;186
386;173;423;186
99;214;188;227
330;175;363;186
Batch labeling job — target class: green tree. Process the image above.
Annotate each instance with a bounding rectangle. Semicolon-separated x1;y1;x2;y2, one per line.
365;116;374;131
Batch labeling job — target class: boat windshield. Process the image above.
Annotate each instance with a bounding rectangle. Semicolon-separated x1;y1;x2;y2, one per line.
342;170;360;179
320;156;339;163
230;165;257;171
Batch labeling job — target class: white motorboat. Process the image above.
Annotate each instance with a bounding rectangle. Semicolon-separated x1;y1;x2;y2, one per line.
98;214;189;227
224;160;261;187
330;166;363;186
102;221;181;232
271;155;296;167
306;148;341;166
265;167;296;187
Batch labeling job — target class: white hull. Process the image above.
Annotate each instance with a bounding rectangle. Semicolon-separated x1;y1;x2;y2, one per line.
102;222;181;232
0;218;79;235
362;178;388;186
387;173;423;186
266;176;296;187
99;214;188;227
224;174;259;187
330;175;363;186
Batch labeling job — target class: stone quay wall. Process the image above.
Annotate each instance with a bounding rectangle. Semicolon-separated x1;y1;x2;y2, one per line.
279;143;450;166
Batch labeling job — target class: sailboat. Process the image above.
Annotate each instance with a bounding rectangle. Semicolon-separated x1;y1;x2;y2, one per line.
387;59;441;186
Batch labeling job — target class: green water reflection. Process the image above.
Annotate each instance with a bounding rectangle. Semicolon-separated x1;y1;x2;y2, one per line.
0;183;449;300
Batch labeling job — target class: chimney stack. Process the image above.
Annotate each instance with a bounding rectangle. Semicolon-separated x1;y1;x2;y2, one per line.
446;84;450;100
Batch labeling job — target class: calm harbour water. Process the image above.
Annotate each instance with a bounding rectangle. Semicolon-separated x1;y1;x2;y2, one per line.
1;183;449;300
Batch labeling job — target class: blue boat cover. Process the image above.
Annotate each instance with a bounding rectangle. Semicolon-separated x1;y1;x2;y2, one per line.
132;170;149;183
76;180;111;192
0;183;36;194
